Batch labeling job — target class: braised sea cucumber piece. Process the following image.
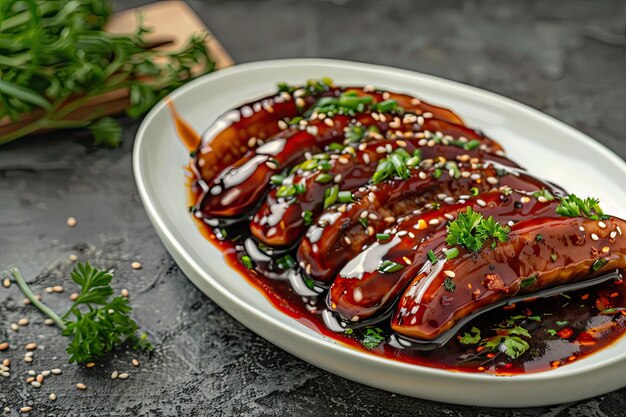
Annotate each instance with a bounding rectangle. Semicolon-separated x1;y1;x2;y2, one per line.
297;160;565;284
328;190;561;322
391;215;626;340
250;117;513;246
194;81;465;183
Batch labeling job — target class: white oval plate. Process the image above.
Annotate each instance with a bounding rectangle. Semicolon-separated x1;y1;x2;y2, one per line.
134;59;626;407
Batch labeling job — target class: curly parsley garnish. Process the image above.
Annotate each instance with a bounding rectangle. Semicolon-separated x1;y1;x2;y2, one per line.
361;327;385;349
8;263;151;364
445;207;510;252
556;194;608;220
460;325;531;359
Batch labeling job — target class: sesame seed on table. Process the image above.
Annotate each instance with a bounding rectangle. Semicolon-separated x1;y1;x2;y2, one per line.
0;0;625;415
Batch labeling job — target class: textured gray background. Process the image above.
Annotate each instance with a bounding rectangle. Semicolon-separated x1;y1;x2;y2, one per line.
1;0;625;415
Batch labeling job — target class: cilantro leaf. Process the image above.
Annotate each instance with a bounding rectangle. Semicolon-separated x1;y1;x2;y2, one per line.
361;327;385;349
90;117;122;149
459;327;481;345
556;194;607;220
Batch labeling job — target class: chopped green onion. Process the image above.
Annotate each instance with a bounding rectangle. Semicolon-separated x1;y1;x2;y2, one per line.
270;174;285;186
315;173;333;183
470;187;479;197
302;210;313;226
591;258;608;272
427;250;437;263
378;260;404;273
376;233;390;241
520;275;537;288
338;191;353;203
432;168;442;179
241;255;253;269
358;218;368;228
276;183;306;198
390;153;410;179
444;247;459;260
324;185;339;208
550;253;558;262
299;159;318;171
276;254;297;270
465;139;481;150
328;143;345;152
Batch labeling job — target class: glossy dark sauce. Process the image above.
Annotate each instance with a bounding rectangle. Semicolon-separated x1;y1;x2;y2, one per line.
172;93;626;375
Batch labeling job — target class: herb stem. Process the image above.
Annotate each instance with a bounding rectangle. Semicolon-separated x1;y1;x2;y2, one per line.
10;267;66;331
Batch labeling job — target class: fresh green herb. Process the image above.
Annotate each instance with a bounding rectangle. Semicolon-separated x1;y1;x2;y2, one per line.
358;217;369;229
241;255;253;269
270;174;285;186
8;263;151;363
345;124;366;143
445;207;510;253
532;189;555;201
378;260;405;273
459;327;481;345
276;254;296;270
536;234;544;242
546;329;558;336
376;233;390;241
556;320;569;326
371;99;403;113
550;253;558;262
361;327;385;349
371;148;415;184
427;250;438;263
298;159;319;171
480;327;531;359
599;307;626;315
520;275;537;288
344;328;354;335
591;258;608;272
276;183;306;198
338;190;354;203
444;247;459;260
445;161;461;179
470;187;480;197
556;194;607;220
432;168;443;179
303;275;316;290
328;142;345;152
314;173;333;184
372;160;393;184
0;1;214;147
302;210;314;226
323;185;339;209
505;315;541;327
308;91;375;117
465;139;481;151
443;277;456;292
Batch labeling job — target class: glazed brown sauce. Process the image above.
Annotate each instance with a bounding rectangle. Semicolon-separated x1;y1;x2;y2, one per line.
173;94;626;376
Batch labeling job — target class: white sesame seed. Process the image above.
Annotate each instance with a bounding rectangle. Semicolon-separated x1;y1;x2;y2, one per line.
477;199;487;207
49;393;57;401
520;196;531;204
24;357;33;364
538;196;548;203
610;231;617;239
45;287;53;294
429;219;440;226
617;226;622;236
43;319;54;326
10;323;19;331
344;236;352;245
131;359;140;367
66;217;77;227
41;370;50;377
131;262;142;270
50;369;62;375
25;343;37;351
2;278;10;288
121;288;129;298
353;288;363;303
76;383;87;390
31;381;41;388
508;221;515;227
486;177;498;185
376;146;386;154
28;370;36;376
470;173;481;181
591;233;599;241
24;352;33;358
111;371;119;379
52;285;64;293
598;221;607;229
579;226;585;232
444;270;456;278
117;373;129;380
20;406;32;413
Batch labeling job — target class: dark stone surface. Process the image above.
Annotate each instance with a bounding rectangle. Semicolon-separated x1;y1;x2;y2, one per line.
1;0;625;415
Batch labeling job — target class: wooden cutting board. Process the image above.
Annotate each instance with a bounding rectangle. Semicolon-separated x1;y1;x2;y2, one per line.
0;1;233;138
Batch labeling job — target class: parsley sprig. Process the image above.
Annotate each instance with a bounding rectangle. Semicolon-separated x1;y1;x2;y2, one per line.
556;194;608;220
459;325;531;359
9;263;151;363
445;207;510;252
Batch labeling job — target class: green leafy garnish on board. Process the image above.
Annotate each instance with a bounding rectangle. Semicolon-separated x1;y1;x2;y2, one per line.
556;194;608;220
7;263;151;364
0;0;214;147
361;327;385;349
445;207;510;253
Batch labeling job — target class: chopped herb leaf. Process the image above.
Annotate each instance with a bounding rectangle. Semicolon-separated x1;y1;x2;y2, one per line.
546;329;558;336
276;254;296;270
459;327;481;345
427;250;438;263
556;320;569;326
556;194;607;220
591;258;608;272
443;277;456;292
532;189;555;201
444;247;459;260
338;190;354;203
303;275;316;290
520;275;537;288
358;218;368;229
361;327;386;349
241;255;253;269
302;210;314;226
536;234;544;242
445;207;510;253
376;233;390;241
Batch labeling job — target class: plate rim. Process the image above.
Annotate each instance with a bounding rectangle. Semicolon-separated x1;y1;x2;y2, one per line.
133;58;626;401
